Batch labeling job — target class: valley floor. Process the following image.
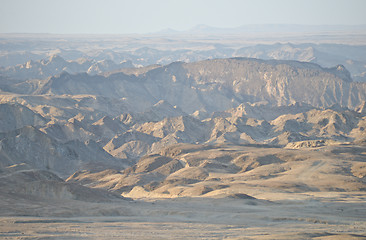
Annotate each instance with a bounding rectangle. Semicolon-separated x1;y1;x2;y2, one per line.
1;193;366;240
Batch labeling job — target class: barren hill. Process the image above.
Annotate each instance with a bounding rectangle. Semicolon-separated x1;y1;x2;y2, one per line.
67;142;366;199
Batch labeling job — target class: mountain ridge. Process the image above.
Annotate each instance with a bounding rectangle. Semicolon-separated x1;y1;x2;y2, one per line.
155;24;366;35
30;58;365;114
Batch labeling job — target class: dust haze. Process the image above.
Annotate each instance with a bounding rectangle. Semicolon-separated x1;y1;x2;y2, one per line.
0;26;366;239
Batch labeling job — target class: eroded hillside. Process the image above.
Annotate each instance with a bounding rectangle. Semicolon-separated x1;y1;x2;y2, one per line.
0;56;365;219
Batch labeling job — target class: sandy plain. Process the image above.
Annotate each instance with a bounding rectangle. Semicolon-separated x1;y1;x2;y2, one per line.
1;190;366;239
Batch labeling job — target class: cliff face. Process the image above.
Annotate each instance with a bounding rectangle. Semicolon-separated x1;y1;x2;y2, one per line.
157;58;362;111
36;58;365;113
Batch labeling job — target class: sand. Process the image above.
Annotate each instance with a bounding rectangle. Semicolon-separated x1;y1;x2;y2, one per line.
1;193;366;239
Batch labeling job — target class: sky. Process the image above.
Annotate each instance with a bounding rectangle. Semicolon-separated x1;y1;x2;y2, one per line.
0;0;365;34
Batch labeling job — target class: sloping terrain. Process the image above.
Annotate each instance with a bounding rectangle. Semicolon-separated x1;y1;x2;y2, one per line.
1;58;366;113
67;143;366;199
1;58;366;178
31;58;366;112
0;103;46;132
0;126;124;177
0;55;365;239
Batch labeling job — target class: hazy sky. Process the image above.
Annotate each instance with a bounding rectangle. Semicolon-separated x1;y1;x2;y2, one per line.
1;0;365;34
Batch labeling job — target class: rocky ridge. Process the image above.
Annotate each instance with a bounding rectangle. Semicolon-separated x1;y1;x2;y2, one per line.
1;57;366;204
3;58;365;113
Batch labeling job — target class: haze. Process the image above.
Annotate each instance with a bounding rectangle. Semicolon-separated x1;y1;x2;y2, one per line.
1;0;366;34
1;0;366;239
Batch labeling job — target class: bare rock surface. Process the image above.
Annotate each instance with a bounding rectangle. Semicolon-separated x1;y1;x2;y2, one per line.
1;54;366;239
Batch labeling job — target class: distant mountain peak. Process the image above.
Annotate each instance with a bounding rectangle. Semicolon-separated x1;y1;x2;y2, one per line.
327;64;352;82
190;24;212;31
45;54;67;65
49;54;65;61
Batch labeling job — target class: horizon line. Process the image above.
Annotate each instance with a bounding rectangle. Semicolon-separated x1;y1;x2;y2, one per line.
1;24;366;36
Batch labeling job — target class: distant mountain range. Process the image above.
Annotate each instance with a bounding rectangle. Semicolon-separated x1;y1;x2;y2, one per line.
0;55;133;80
1;43;365;82
158;24;366;35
